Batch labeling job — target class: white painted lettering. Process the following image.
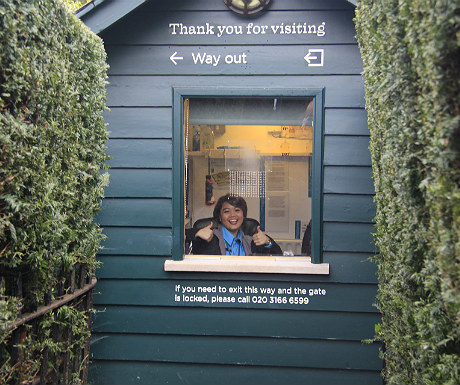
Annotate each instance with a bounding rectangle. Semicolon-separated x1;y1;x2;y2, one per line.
192;52;221;67
234;25;243;35
169;23;216;35
213;54;221;66
217;25;226;38
317;22;326;37
224;53;248;64
173;284;327;307
192;52;206;64
206;23;215;35
180;24;189;35
268;22;327;37
169;23;180;35
246;23;268;35
171;21;326;38
271;25;280;34
260;287;275;295
216;25;245;37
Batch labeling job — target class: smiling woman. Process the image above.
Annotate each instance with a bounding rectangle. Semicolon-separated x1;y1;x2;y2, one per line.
190;194;282;256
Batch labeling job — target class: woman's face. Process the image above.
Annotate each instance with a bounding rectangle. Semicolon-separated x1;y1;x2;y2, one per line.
220;201;244;236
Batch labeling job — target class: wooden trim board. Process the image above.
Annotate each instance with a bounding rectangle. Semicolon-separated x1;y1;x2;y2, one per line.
165;255;329;274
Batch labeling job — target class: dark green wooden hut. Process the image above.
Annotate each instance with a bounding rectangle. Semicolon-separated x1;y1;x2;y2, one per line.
79;0;382;384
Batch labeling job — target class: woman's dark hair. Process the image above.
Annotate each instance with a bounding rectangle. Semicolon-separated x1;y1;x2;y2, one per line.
213;194;248;221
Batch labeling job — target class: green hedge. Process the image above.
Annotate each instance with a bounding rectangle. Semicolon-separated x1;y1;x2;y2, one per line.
355;1;460;384
0;0;108;381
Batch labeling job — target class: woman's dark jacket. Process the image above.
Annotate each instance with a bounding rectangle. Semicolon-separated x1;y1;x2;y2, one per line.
190;223;282;255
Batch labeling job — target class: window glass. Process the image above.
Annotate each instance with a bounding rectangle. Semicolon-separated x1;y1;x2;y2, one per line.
184;97;314;256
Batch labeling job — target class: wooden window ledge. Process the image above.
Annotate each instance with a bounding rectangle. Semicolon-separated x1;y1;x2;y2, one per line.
164;255;329;275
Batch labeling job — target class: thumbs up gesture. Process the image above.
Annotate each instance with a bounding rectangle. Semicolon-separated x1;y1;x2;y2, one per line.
252;225;270;246
196;221;214;243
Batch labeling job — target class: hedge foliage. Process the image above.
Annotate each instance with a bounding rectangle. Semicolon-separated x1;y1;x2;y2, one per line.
63;0;91;13
355;1;460;384
0;0;108;381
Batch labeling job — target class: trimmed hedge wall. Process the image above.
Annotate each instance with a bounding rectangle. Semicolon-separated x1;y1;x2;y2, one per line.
355;1;460;384
0;0;108;382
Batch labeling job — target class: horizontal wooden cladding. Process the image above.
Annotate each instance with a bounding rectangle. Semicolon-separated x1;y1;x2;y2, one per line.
97;199;172;227
104;107;172;139
98;221;374;256
102;10;357;45
92;305;380;340
106;45;362;76
103;108;368;141
89;360;382;385
324;252;377;283
105;136;370;170
324;136;371;166
324;223;375;253
324;166;375;194
104;169;172;198
94;279;377;312
139;0;355;12
89;333;382;371
325;108;368;135
106;75;365;108
106;139;171;168
100;227;172;256
97;253;377;283
323;194;375;223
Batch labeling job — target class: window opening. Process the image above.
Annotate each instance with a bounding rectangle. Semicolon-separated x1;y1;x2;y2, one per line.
184;97;314;257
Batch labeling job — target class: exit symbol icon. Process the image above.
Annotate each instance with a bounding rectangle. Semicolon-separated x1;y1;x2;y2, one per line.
304;49;324;67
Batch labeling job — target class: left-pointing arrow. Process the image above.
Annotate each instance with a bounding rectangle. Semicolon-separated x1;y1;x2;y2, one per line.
170;52;184;65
